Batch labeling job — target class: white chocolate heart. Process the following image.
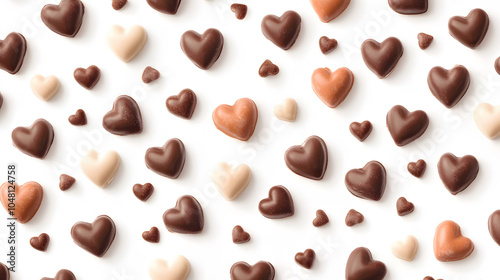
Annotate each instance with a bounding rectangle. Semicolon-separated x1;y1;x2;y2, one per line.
149;256;190;280
80;150;120;188
30;75;60;101
274;98;297;122
212;162;251;201
391;235;418;261
474;103;500;139
107;25;147;62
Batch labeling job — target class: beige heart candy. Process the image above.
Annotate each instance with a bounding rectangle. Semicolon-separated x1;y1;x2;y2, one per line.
30;75;60;101
107;25;148;62
80;150;120;188
274;98;297;122
212;162;251;201
391;235;418;261
149;256;190;280
474;103;500;139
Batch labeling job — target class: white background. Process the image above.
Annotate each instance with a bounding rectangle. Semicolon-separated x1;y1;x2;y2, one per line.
0;0;500;279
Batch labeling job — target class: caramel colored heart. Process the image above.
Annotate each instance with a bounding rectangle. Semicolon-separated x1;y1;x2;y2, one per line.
433;220;474;262
80;150;121;188
30;75;60;101
107;25;147;62
213;98;258;141
474;103;500;139
149;256;190;280
0;181;43;224
312;67;354;108
310;0;350;22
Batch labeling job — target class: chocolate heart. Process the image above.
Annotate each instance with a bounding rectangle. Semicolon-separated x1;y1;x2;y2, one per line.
68;109;87;126
146;0;181;14
396;197;414;216
345;209;364;227
488;210;500;246
349;121;372;142
495;57;500;75
361;37;403;79
0;263;9;280
433;220;474;262
449;9;489;49
427;65;470;108
311;67;354;108
103;95;143;135
107;25;148;63
213;98;258;141
437;153;479;195
284;135;328;180
74;65;100;90
41;269;76;280
313;209;329;227
142;226;160;243
0;32;27;74
388;0;428;15
259;60;279;78
295;249;315;269
386;105;429;146
310;0;350;22
41;0;85;37
232;225;250;244
418;33;433;50
145;138;186;179
258;185;294;219
30;233;50;251
71;215;116;257
346;247;386;280
142;66;160;83
261;11;301;50
474;103;500;139
59;174;76;191
230;4;247;20
407;159;426;178
166;89;197;119
230;261;275;280
319;36;337;54
180;28;224;70
345;161;386;201
0;182;43;224
112;0;127;10
163;195;204;234
12;119;54;159
133;183;154;201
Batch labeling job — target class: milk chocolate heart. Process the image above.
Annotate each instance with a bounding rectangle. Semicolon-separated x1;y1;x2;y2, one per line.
488;210;500;246
230;261;275;280
142;227;160;243
391;235;418;262
310;0;350;22
12;119;54;159
349;121;372;142
313;209;329;227
212;162;251;201
437;153;479;195
163;195;204;234
433;220;474;262
259;60;279;77
80;150;121;188
41;269;76;280
0;32;27;74
30;75;60;101
449;9;489;49
133;183;154;201
361;37;403;78
166;89;197;119
107;25;147;62
396;197;414;216
418;33;433;50
41;0;85;37
284;135;328;180
143;66;160;83
427;65;470;108
319;36;338;54
59;174;75;191
213;98;258;141
258;185;294;219
273;98;297;122
388;0;428;15
145;138;185;179
473;103;500;139
312;67;354;108
30;233;50;251
0;263;8;280
149;256;190;280
346;247;387;280
74;65;100;90
68;109;87;126
0;181;43;224
345;161;386;201
408;159;426;178
345;209;364;227
103;95;143;135
112;0;127;10
386;105;429;146
231;4;247;20
295;249;315;269
180;29;224;70
232;225;250;244
261;11;301;50
146;0;182;15
71;215;116;257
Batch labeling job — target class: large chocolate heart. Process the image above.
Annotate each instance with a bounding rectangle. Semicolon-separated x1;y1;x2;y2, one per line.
386;105;429;146
180;29;224;70
261;11;301;50
0;32;27;74
427;65;470;108
230;261;275;280
12;119;54;159
488;210;500;246
437;153;479;195
449;9;489;49
41;269;76;280
361;37;403;79
0;263;9;280
310;0;350;22
284;135;328;180
166;89;197;119
346;247;387;280
258;185;294;219
345;161;386;201
388;0;428;15
71;215;116;257
145;138;186;179
0;181;43;224
433;220;474;262
103;95;143;136
213;98;258;141
41;0;85;37
163;195;204;234
146;0;182;14
311;67;354;108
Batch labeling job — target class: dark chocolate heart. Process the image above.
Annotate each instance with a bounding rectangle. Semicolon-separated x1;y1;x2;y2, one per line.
146;0;181;14
418;33;433;50
396;197;414;216
427;65;470;108
142;226;160;243
386;105;429;146
41;0;85;37
232;225;250;244
284;135;328;180
319;36;337;54
74;65;100;90
103;95;143;135
0;263;9;280
261;10;301;50
0;32;27;74
133;183;154;201
388;0;428;15
12;119;54;159
41;269;76;280
112;0;127;10
68;109;87;126
408;159;426;178
313;209;329;227
59;174;76;191
295;249;315;269
258;60;279;78
437;153;479;195
449;9;489;49
166;89;197;119
145;138;185;179
346;247;387;280
345;161;386;201
142;66;160;83
30;233;50;251
258;185;294;219
71;215;116;257
361;37;403;78
163;195;204;234
230;261;275;280
349;121;372;142
180;28;224;70
345;209;364;227
488;210;500;246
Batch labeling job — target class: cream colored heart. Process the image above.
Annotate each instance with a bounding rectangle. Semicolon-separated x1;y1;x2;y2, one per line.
30;75;60;101
107;25;148;63
212;162;251;201
474;103;500;139
391;235;418;261
274;98;297;122
149;256;190;280
80;150;120;188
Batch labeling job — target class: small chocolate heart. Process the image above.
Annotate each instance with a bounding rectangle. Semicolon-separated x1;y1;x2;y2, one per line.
345;209;364;227
449;9;489;49
166;89;197;119
437;153;479;195
112;0;127;10
30;233;50;251
319;36;338;54
284;135;328;180
133;183;154;201
163;195;204;234
0;32;27;74
349;121;372;142
146;0;181;14
258;60;279;78
230;4;247;20
313;209;329;227
180;28;224;70
74;65;100;90
232;225;250;244
345;161;386;201
71;215;116;257
433;220;474;262
142;66;160;83
396;197;414;216
310;0;350;22
346;247;387;280
295;249;315;269
213;98;258;141
230;261;275;280
68;109;87;126
103;95;143;135
427;65;470;108
0;182;44;224
408;159;426;178
0;93;3;110
145;138;186;179
12;119;54;159
258;185;294;219
495;58;500;75
142;226;160;243
386;105;429;146
59;174;76;191
361;37;403;79
41;0;85;37
418;33;433;50
261;11;301;50
388;0;428;15
41;269;76;280
488;210;500;246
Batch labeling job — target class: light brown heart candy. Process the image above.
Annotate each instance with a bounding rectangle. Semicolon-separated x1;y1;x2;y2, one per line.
473;103;500;139
107;25;147;62
149;256;190;280
0;181;43;224
311;67;354;108
212;162;251;201
274;98;297;122
391;235;418;261
30;75;60;101
433;220;474;262
212;98;258;141
80;150;120;188
309;0;351;23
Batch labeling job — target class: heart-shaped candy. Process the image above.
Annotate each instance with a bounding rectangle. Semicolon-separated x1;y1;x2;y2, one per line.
145;138;186;179
284;135;328;180
12;119;54;159
346;247;387;280
386;105;429;146
310;0;350;22
163;195;204;234
30;75;60;101
258;185;294;219
80;150;121;188
311;67;354;108
180;29;224;70
473;103;500;139
107;25;147;62
427;65;470;108
449;9;489;49
230;261;275;280
345;161;386;201
71;215;116;257
361;37;403;79
41;0;84;37
433;220;474;262
213;98;258;141
212;162;251;201
0;181;43;224
273;98;297;122
261;11;301;50
0;32;27;74
391;235;418;261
